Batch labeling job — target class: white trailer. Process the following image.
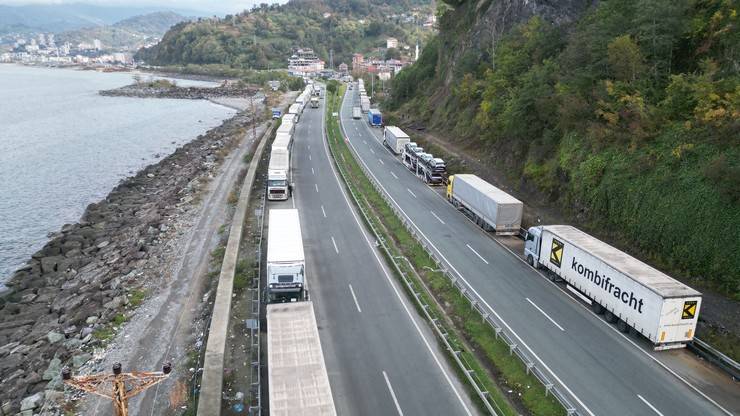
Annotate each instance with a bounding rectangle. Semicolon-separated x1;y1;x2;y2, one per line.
310;96;320;108
266;209;306;303
360;97;370;113
446;174;522;235
277;119;295;137
288;103;302;122
524;225;701;349
383;126;410;155
352;107;362;119
267;149;290;200
267;301;336;416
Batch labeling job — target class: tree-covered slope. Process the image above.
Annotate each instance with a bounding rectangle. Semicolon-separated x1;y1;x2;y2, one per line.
388;0;739;297
57;12;188;50
136;0;433;69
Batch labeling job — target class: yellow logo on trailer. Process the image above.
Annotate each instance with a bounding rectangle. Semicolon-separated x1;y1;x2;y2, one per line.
550;238;563;268
682;301;697;319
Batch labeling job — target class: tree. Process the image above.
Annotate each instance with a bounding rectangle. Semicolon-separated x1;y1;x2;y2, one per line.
385;47;401;60
607;35;644;82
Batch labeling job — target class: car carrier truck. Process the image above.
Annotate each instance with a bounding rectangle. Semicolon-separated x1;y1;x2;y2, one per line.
447;174;523;235
383;126;410;154
524;225;701;349
266;209;306;303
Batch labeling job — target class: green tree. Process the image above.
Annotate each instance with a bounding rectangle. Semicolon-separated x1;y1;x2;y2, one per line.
607;35;644;81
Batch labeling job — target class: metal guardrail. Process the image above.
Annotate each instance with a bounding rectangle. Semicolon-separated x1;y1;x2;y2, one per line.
334;90;583;415
248;190;266;415
689;338;740;381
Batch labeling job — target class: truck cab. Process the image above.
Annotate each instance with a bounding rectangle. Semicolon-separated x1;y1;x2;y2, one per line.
267;169;289;200
271;108;282;119
267;262;305;303
523;226;543;267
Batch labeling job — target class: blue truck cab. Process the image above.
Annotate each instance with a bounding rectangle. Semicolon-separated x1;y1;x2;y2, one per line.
367;109;382;127
272;108;282;119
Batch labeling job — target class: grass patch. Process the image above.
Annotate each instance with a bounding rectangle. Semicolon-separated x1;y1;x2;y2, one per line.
92;326;115;342
128;289;147;308
233;259;251;292
210;246;226;265
112;313;127;326
326;87;564;415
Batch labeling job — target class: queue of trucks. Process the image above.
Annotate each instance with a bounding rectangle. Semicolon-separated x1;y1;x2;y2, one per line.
351;82;700;349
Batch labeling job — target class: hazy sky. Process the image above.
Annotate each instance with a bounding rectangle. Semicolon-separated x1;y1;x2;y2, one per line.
0;0;284;14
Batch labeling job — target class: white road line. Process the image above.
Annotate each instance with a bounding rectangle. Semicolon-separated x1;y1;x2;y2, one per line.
308;145;311;150
311;167;315;175
637;395;665;416
406;189;417;198
390;171;398;179
370;148;375;154
466;244;489;265
321;205;327;218
315;183;319;193
348;284;362;313
430;211;445;225
331;236;339;254
379;159;384;165
383;371;404;416
309;154;312;161
526;298;565;331
363;140;367;144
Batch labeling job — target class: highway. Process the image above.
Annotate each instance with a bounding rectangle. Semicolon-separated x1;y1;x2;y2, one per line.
266;90;477;416
340;86;740;416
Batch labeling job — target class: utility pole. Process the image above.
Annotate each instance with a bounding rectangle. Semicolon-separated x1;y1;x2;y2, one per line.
62;362;171;416
329;49;334;71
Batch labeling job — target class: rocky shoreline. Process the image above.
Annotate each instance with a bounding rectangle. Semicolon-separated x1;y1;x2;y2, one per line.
0;106;256;415
100;83;258;100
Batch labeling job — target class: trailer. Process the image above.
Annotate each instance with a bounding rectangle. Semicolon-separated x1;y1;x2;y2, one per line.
367;109;382;127
352;107;362;119
524;225;701;349
383;126;410;155
310;96;320;108
288;103;302;122
267;149;290;200
266;209;306;303
267;301;336;416
447;174;522;234
417;155;447;185
402;142;423;171
276;118;295;137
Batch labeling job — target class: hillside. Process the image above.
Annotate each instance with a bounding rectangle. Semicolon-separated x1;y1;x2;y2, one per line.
136;0;433;71
387;0;739;307
56;12;189;50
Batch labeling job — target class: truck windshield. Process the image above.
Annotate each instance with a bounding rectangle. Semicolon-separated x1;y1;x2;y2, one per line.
267;180;287;187
277;275;293;283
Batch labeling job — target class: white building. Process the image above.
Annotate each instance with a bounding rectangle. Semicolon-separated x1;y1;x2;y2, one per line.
93;39;102;50
288;48;325;76
386;38;398;49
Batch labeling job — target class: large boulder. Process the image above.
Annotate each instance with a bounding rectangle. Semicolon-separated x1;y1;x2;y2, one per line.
20;392;43;411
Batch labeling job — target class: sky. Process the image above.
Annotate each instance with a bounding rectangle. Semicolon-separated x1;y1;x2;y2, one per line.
0;0;283;14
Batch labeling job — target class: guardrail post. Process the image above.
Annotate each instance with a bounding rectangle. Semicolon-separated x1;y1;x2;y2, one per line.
526;362;534;375
494;327;502;339
509;343;517;355
544;384;553;397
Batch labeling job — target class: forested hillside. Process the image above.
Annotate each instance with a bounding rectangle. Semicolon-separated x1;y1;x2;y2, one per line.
136;0;432;71
388;0;739;299
57;12;188;50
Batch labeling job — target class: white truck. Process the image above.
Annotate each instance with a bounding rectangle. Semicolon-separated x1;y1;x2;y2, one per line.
267;148;290;200
352;107;362;119
288;103;302;123
276;119;295;137
266;209;306;303
524;225;701;349
446;174;523;235
310;96;320;108
360;96;370;113
383;126;410;154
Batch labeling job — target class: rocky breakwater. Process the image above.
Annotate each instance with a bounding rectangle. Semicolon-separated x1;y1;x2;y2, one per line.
0;110;254;415
99;82;258;100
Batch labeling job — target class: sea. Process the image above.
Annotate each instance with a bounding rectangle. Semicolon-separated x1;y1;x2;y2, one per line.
0;64;237;288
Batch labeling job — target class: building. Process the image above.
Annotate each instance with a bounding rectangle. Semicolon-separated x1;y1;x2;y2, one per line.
93;39;102;50
287;48;325;76
338;62;348;74
352;53;364;73
386;38;398;49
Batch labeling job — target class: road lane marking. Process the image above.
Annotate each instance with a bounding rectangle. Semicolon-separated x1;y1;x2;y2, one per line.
349;284;362;313
315;184;319;193
309;154;312;161
370;148;375;154
466;244;489;264
637;395;665;416
379;159;384;165
406;189;417;198
390;172;398;179
526;298;565;331
430;211;445;225
363;140;367;144
321;205;326;218
311;167;315;175
331;236;339;254
308;145;310;150
382;371;404;416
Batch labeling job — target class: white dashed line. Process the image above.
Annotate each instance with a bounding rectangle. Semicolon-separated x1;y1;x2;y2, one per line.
466;244;489;265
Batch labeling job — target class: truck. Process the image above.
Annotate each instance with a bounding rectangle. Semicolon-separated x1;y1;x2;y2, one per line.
352;107;362;119
310;96;320;108
446;174;523;235
276;119;295;137
383;126;410;155
288;103;302;123
417;155;447;185
367;109;382;127
266;209;306;303
360;96;370;113
267;301;336;416
402;142;423;171
267;149;290;200
524;225;702;349
271;108;282;119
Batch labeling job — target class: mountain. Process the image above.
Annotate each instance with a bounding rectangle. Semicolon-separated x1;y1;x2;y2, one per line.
0;3;206;35
136;0;433;71
56;12;190;50
387;0;739;298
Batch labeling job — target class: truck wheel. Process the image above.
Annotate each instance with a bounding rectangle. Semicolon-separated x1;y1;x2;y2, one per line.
591;302;604;315
527;255;534;267
617;320;630;333
605;310;619;324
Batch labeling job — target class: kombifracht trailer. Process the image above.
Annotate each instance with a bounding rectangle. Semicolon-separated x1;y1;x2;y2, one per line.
367;109;382;127
266;209;306;303
524;225;701;349
446;174;523;235
383;126;410;155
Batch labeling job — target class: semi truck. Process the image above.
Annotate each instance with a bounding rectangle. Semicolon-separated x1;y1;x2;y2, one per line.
276;119;295;137
267;149;290;200
383;126;410;154
402;142;424;171
267;301;336;416
360;96;370;112
266;209;306;303
524;225;701;349
367;109;382;127
310;96;320;108
288;103;302;123
417;155;447;185
447;174;523;234
271;108;282;119
352;107;362;119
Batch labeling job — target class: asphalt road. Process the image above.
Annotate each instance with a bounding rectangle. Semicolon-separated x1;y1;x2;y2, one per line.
340;86;739;416
266;90;477;416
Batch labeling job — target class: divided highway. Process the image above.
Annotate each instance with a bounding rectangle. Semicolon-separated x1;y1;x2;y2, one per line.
340;87;739;416
267;90;477;415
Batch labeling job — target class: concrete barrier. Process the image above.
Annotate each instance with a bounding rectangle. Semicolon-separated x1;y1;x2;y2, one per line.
197;118;276;416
